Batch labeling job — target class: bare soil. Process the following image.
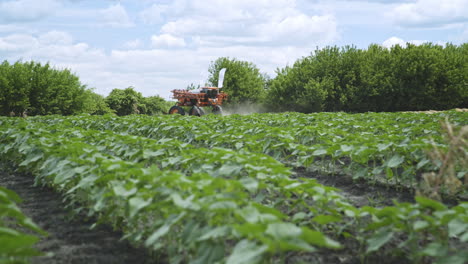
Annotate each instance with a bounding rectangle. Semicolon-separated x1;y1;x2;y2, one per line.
0;169;156;264
293;168;415;207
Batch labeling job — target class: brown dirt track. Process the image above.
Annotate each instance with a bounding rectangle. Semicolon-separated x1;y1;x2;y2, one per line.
0;169;154;264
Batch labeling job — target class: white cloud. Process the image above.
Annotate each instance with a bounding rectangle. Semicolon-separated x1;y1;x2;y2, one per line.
151;0;337;48
387;0;468;27
255;14;338;45
0;0;61;22
123;39;143;49
460;27;468;41
0;34;39;51
0;31;104;62
382;36;428;48
139;4;167;25
151;34;186;48
99;3;134;28
39;31;73;45
0;0;339;100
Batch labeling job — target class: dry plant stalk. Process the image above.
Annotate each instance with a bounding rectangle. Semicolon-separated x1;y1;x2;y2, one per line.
417;119;467;201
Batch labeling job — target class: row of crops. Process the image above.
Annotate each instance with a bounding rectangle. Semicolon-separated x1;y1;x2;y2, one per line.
0;186;45;262
0;111;467;263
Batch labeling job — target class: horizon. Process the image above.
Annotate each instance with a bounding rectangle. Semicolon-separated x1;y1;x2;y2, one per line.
1;0;467;100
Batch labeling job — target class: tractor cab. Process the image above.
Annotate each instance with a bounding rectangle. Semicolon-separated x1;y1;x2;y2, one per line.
200;87;219;98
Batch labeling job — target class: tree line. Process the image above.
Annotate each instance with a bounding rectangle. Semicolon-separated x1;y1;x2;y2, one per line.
0;61;170;116
1;43;467;116
209;43;467;112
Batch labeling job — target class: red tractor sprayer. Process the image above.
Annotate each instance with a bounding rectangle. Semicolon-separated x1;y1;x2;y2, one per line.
169;68;227;116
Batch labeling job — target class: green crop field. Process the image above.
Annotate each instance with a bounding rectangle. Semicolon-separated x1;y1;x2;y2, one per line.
0;111;467;264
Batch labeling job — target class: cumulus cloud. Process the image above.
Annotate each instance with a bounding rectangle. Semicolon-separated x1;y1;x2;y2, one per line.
0;0;61;22
123;39;143;49
254;14;337;46
145;0;338;48
139;4;167;25
39;31;73;45
382;36;428;48
0;34;39;52
0;31;104;63
151;34;186;48
387;0;468;27
99;3;134;28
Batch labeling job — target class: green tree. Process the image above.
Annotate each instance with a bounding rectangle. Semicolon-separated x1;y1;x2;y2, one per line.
0;60;92;116
207;57;266;104
81;90;113;115
106;87;145;116
0;61;31;116
267;43;468;113
142;96;172;115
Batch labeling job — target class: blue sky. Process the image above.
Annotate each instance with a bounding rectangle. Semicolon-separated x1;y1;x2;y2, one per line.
0;0;467;99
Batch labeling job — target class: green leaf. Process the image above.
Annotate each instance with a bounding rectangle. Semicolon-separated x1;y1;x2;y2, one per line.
436;253;468;264
197;226;230;241
387;155;404;168
0;227;20;236
0;235;40;255
216;164;242;177
171;193;200;211
413;220;429;231
145;213;185;247
312;215;342;225
190;241;225;264
340;145;353;152
421;242;447;257
292;212;307;222
240;177;259;193
208;201;238;210
113;184;137;198
301;227;341;249
448;219;467;237
142;149;165;159
385;167;394;179
377;143;392;151
128;196;152;218
415;196;447;211
312;149;327;156
226;240;268;264
265;223;302;240
460;232;468;242
366;228;394;253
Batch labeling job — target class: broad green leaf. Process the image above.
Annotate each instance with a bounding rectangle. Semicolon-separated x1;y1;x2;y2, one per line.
240;177;259;193
421;242;447;257
128;196;152;218
413;220;429;231
312;149;327;156
387;155;404;168
366;228;394;253
301;227;341;249
265;222;302;240
190;241;225;264
340;145;353;152
312;215;342;225
113;184;137;198
448;219;467;237
197;226;230;241
415;196;447;211
226;240;267;264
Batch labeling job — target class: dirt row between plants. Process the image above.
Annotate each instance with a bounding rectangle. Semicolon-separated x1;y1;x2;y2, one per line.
0;170;155;264
293;168;415;208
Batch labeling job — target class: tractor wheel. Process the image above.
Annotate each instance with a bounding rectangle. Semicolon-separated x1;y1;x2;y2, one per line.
169;105;185;115
189;106;203;116
212;105;223;115
199;107;206;116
